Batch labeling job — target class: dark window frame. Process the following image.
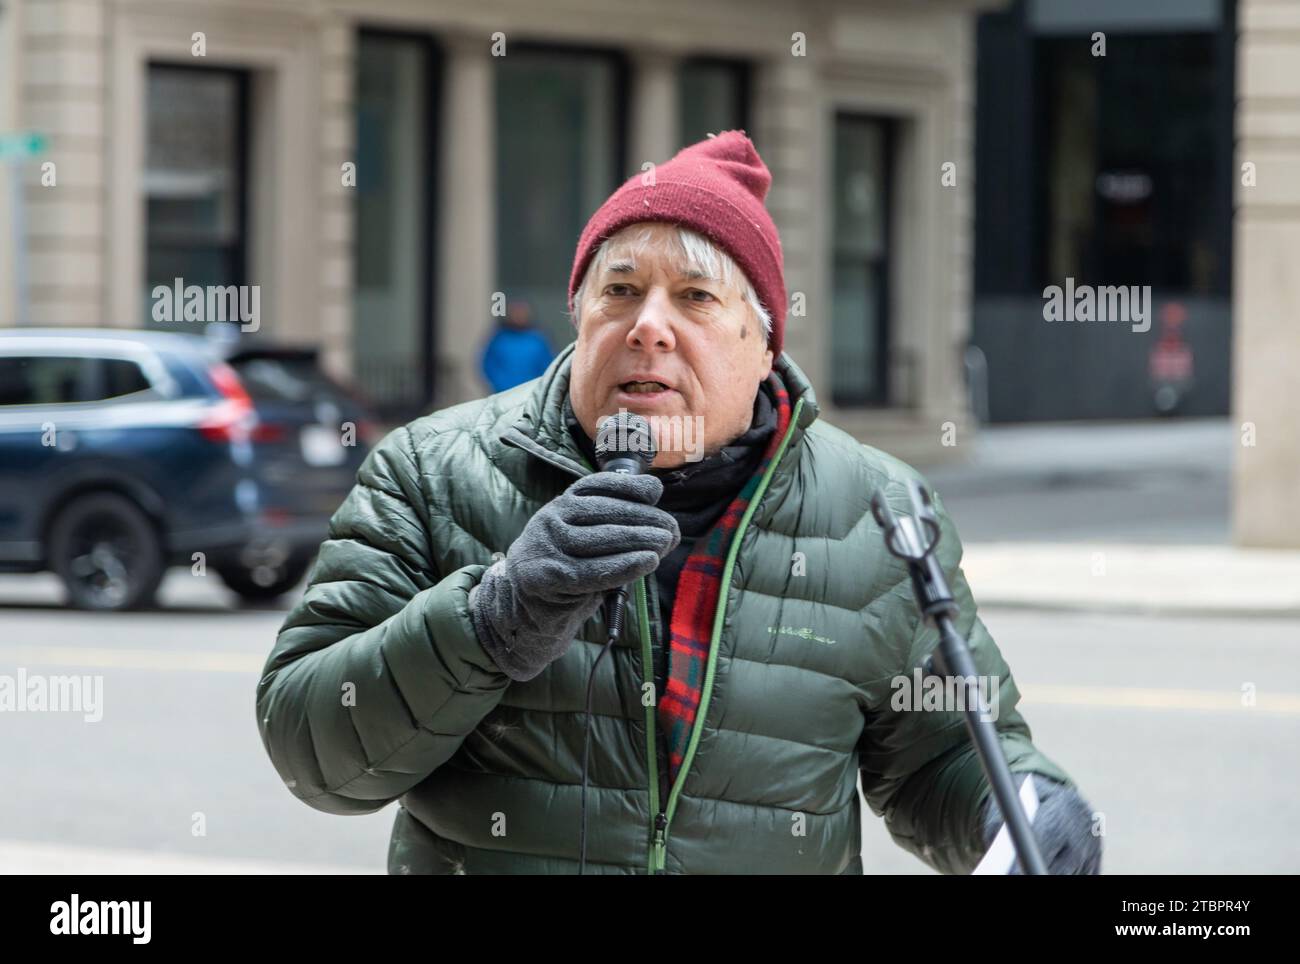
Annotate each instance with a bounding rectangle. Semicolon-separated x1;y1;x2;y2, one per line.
143;61;251;293
678;55;753;147
354;27;442;421
491;39;630;359
505;40;630;180
1031;32;1226;295
829;111;895;410
975;0;1236;299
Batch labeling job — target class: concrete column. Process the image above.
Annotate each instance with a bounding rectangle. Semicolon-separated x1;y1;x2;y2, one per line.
316;19;355;381
22;0;107;326
751;53;821;385
1233;0;1300;547
627;50;679;170
0;0;21;326
435;32;496;407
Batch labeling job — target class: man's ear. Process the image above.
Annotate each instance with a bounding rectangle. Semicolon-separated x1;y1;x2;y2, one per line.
758;348;774;380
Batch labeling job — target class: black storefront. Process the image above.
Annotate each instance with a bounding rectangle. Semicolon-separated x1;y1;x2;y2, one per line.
972;0;1236;422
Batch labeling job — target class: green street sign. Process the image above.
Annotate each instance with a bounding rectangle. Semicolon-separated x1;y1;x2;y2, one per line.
0;132;48;159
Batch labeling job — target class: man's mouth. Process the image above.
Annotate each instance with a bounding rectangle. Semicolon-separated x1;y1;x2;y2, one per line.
619;380;671;395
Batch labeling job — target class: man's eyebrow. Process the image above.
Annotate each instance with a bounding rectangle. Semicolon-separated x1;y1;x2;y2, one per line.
678;267;719;283
600;259;718;282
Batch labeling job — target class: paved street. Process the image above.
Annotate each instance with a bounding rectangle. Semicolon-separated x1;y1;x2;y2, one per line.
921;418;1234;545
2;417;1295;874
0;573;392;873
859;606;1300;874
2;567;1296;874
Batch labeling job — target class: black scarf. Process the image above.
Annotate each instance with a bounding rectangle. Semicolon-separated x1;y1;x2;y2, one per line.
562;384;778;684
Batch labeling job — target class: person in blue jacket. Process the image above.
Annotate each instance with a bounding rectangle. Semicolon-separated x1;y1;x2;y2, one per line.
480;300;555;392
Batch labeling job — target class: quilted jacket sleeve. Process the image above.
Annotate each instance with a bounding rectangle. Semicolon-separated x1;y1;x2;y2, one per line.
857;478;1074;875
255;425;511;816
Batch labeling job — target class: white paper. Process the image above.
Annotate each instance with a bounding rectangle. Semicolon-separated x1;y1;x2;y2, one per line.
972;774;1040;875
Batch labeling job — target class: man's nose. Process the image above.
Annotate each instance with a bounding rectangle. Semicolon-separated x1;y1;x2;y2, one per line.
626;287;676;351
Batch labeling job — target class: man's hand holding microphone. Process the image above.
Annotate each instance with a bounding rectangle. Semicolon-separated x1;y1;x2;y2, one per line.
468;414;679;681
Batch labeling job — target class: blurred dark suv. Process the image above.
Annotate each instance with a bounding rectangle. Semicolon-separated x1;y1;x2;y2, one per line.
0;329;379;610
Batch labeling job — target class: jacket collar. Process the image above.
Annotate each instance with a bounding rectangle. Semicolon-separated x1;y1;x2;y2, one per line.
499;340;821;480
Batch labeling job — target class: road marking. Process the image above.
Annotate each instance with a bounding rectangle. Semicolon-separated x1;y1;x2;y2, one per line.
2;646;1297;716
0;646;263;674
1022;683;1300;715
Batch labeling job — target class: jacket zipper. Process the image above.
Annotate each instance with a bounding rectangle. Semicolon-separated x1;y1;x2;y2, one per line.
500;400;807;875
498;430;669;870
636;580;666;874
648;397;806;874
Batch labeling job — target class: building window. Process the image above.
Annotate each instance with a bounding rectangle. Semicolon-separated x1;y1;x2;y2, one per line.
679;58;750;146
144;65;249;329
830;113;893;408
354;31;437;418
496;46;626;350
972;0;1234;421
1036;33;1225;295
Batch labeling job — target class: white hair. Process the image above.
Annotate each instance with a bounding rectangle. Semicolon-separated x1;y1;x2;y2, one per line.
570;223;773;338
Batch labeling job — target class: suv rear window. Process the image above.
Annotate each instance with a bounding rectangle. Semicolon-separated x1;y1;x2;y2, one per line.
226;355;348;404
102;358;152;398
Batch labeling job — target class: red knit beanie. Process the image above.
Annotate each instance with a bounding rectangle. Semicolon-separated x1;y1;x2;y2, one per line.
567;130;787;356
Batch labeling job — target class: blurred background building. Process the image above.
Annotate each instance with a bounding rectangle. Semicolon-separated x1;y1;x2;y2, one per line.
0;0;1296;545
0;0;990;464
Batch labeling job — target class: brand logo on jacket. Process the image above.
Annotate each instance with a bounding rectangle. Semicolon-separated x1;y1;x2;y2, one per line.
768;625;836;645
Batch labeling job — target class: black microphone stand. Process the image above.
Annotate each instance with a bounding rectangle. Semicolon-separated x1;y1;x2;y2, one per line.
870;480;1048;876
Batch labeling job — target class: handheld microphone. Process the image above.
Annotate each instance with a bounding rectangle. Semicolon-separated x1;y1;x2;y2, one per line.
593;411;657;639
579;410;656;874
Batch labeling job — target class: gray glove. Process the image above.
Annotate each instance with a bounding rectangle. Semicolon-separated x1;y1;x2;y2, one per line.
469;471;680;681
977;773;1102;874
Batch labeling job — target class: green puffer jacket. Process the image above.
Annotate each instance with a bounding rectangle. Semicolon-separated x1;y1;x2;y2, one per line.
255;342;1073;874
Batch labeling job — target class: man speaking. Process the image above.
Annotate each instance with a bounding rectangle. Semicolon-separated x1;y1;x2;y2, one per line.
255;131;1101;875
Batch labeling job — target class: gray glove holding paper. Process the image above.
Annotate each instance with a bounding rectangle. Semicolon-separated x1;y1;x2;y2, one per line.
975;772;1103;874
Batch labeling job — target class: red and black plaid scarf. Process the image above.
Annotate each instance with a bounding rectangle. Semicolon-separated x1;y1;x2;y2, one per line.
657;373;792;784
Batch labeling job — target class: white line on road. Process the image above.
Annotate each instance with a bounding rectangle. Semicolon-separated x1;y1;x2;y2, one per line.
0;645;263;673
1022;683;1300;715
3;646;1297;715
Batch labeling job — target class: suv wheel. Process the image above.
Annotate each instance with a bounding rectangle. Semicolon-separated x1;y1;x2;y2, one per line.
216;554;312;603
49;493;165;611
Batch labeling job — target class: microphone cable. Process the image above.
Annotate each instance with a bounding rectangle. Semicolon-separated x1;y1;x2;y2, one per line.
579;589;628;874
577;411;654;875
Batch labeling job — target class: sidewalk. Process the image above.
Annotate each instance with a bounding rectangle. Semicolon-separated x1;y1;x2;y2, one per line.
962;542;1300;617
